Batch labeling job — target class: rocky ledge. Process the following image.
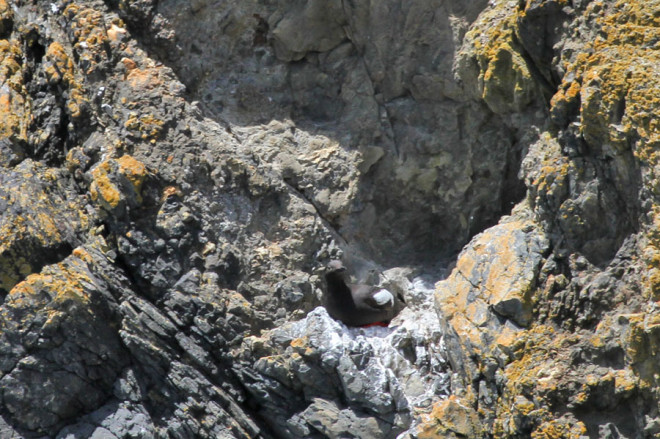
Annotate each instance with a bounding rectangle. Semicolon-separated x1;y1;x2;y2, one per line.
1;0;659;438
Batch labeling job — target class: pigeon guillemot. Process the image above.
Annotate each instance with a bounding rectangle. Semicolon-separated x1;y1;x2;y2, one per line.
323;260;398;327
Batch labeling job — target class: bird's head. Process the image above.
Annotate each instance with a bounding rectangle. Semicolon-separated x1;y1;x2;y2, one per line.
326;259;346;273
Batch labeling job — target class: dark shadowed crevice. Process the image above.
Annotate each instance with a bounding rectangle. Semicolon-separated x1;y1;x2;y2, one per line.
501;139;527;216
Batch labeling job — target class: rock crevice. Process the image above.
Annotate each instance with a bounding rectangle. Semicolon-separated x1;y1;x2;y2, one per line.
0;0;658;437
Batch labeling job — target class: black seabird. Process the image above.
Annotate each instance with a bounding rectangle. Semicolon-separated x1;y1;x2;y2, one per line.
323;260;398;327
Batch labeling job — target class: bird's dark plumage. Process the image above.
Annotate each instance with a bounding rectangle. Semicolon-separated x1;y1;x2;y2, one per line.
323;260;398;327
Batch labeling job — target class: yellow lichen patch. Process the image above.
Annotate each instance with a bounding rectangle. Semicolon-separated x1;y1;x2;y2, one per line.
0;0;12;24
90;160;122;209
533;160;571;200
160;185;182;203
0;39;23;90
612;368;639;397
0;39;30;144
44;41;87;119
494;394;549;438
89;155;148;211
491;325;585;436
500;325;561;393
623;313;647;359
548;0;660;299
622;311;660;386
0;204;53;248
117;155;147;196
63;3;123;73
0;162;91;292
417;396;484;439
45;42;75;85
462;0;537;113
550;79;581;109
557;0;659;154
531;419;587;439
7;256;92;305
124;112;165;140
0;251;107;340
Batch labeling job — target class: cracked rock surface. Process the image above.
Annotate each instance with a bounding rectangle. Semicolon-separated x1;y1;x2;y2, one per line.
1;0;659;438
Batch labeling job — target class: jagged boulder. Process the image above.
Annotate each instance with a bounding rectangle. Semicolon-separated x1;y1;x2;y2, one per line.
0;0;659;437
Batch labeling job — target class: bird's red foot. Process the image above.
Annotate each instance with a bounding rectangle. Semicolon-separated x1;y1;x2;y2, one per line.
360;321;389;328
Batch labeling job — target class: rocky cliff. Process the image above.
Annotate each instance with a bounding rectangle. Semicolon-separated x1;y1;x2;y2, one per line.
0;0;658;437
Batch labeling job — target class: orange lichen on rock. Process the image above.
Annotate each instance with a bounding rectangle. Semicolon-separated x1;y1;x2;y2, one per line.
9;256;92;305
0;39;30;144
437;218;546;331
531;419;587;439
533;160;571;202
566;0;660;303
0;161;90;292
71;246;94;265
90;155;148;212
417;396;483;439
44;42;75;85
160;185;182;202
117;154;147;195
90;160;122;209
1;249;107;348
126;67;163;90
0;0;12;29
544;0;660;307
124;111;165;140
550;0;659;159
491;326;583;436
63;3;125;72
461;0;537;113
621;311;660;388
44;41;87;119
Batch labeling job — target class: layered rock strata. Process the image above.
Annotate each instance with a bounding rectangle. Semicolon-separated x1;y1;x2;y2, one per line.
0;0;658;438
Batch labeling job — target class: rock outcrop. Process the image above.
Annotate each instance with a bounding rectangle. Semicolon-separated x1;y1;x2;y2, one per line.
0;0;658;437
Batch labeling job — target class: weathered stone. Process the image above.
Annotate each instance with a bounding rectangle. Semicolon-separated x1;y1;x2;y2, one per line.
235;276;449;438
89;155;148;215
417;395;484;439
1;0;660;437
0;249;128;433
271;0;347;62
0;161;90;294
301;398;392;439
150;0;530;266
438;214;548;328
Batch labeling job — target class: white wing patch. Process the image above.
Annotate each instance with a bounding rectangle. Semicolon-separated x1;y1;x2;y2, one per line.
372;289;394;306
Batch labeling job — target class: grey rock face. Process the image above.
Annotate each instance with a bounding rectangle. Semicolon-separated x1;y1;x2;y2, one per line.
0;250;128;433
235;275;450;438
1;0;657;437
145;0;528;266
